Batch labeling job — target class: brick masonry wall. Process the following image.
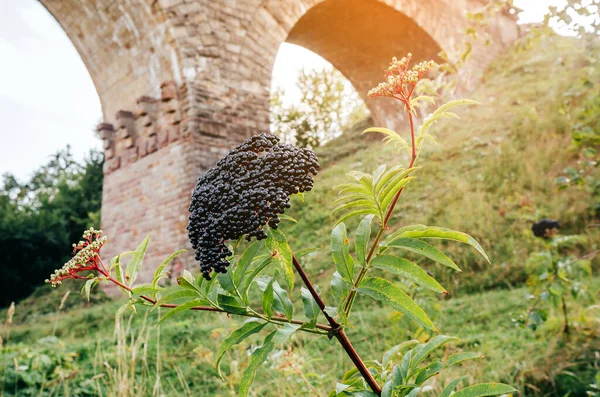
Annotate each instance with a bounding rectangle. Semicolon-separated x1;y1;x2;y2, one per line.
40;0;519;287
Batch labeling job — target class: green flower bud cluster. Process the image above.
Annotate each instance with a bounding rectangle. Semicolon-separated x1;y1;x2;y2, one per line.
46;227;107;287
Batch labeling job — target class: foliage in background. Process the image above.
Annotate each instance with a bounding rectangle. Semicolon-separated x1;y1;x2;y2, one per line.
0;147;103;306
524;233;595;333
270;66;368;147
45;52;517;397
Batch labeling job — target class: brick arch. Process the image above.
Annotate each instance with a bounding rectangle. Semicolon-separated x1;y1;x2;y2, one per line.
239;0;518;129
35;0;517;286
40;0;184;119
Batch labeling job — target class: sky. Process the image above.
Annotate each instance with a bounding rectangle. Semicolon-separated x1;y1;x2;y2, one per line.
0;0;563;181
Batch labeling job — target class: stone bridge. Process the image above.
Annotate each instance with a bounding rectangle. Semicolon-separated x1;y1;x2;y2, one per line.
41;0;519;282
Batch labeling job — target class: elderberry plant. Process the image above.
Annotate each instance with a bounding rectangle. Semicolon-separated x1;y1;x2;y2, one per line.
48;54;517;397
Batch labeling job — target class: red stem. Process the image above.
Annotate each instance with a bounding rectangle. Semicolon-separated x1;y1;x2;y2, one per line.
292;256;382;395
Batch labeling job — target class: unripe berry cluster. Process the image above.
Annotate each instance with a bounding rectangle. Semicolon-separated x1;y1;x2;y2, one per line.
187;133;319;279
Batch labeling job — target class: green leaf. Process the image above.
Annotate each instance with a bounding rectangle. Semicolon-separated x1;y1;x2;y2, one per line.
331;271;350;305
388;226;489;264
82;278;98;301
267;229;295;291
272;281;294;320
239;332;276;397
217;271;238;296
377;168;418;200
125;235;150;286
131;284;159;296
278;214;298;223
272;323;300;345
152;250;186;290
332;223;355;284
380;177;416;212
217;294;246;315
239;257;272;299
233;241;263;286
382;340;419;367
216;320;267;379
301;287;320;321
155;289;203;307
239;325;298;397
363;127;410;152
410;335;458;371
451;383;517;397
420;99;479;137
355;215;375;267
262;278;275;319
381;379;394;397
357;277;436;331
370;255;447;294
335;209;379;227
440;377;466;397
446;352;484;367
415;361;445;384
113;255;128;294
158;299;206;325
386;238;461;271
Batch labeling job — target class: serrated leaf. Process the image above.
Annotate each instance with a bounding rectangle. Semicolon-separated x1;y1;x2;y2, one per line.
152;250;186;290
301;287;320;321
363;127;410;151
420;99;479;137
239;325;298;397
386;238;461;271
355;215;375;267
239;332;276;397
451;383;517;397
239;257;271;300
415;361;445;384
357;277;436;331
335;209;379;227
332;223;355;284
216;320;267;379
410;335;458;372
125;235;150;286
446;352;484;367
383;340;419;367
331;271;350;305
217;271;237;296
334;199;379;214
267;229;294;291
370;255;447;294
262;278;275;319
441;377;467;397
217;294;246;315
272;281;293;320
380;177;416;212
155;289;202;307
378;167;418;199
158;299;206;325
388;226;490;264
233;241;263;286
131;284;159;296
82;278;98;301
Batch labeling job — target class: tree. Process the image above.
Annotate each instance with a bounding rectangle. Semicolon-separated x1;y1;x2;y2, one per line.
270;66;369;147
0;146;103;306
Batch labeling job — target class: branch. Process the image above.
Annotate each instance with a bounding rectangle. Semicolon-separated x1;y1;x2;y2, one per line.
292;255;382;395
101;271;333;333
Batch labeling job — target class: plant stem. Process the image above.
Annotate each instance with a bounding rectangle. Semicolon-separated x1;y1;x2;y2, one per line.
292;256;382;395
343;103;418;318
100;270;332;334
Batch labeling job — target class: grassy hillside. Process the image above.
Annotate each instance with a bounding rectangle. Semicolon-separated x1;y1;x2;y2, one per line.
1;34;599;396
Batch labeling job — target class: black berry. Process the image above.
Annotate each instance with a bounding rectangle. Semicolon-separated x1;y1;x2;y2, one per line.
187;133;319;279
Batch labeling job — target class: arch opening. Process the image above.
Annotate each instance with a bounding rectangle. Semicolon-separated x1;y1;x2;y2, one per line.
280;0;443;131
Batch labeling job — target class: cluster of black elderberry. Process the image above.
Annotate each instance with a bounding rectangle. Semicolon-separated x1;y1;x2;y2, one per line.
532;219;560;238
187;133;319;279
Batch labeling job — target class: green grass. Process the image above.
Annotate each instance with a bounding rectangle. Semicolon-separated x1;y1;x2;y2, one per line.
1;34;600;396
